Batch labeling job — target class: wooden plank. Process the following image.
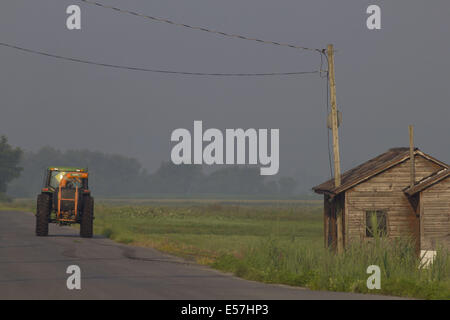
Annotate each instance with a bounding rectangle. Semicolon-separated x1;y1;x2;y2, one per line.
330;198;337;251
324;195;330;248
345;193;349;247
409;125;415;188
336;194;344;253
421;188;450;251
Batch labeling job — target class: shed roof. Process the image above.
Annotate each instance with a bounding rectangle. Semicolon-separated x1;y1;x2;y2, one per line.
313;148;448;196
403;168;450;196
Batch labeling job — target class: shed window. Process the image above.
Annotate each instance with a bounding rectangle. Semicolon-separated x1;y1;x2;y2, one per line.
366;210;387;237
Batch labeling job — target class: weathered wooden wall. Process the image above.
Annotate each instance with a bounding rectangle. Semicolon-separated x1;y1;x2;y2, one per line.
344;156;442;244
324;195;330;248
421;176;450;250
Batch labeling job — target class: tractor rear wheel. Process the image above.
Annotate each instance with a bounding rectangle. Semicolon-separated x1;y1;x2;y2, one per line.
80;196;94;238
36;193;51;236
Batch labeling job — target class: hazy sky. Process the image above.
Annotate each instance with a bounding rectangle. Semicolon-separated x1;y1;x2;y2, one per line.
1;0;449;185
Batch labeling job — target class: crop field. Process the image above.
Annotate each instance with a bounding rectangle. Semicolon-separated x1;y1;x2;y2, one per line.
1;198;449;299
94;200;322;261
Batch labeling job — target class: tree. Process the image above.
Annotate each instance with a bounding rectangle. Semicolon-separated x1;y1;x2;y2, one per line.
151;162;204;193
7;147;148;197
0;136;23;193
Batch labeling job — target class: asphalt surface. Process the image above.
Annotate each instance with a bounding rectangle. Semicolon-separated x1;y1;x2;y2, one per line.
0;210;400;300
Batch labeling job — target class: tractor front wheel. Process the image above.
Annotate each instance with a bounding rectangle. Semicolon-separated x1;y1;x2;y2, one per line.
80;196;94;238
36;193;51;236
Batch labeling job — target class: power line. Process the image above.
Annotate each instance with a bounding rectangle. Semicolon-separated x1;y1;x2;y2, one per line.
0;42;320;77
77;0;323;53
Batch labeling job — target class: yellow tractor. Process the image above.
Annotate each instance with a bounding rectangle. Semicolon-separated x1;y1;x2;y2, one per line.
36;167;94;237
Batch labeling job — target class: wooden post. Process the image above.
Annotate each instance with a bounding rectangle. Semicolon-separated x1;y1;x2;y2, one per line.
408;125;420;255
336;197;343;254
330;199;337;251
327;44;343;253
324;195;330;248
409;125;415;187
327;44;341;188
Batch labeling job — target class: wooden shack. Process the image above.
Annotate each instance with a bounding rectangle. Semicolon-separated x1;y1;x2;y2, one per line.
313;147;450;255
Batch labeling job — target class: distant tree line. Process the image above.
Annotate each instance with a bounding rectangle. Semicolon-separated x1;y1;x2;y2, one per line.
1;139;299;198
7;146;147;197
0;136;23;201
148;162;297;196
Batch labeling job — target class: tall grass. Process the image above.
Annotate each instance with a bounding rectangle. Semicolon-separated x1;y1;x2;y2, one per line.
212;236;450;299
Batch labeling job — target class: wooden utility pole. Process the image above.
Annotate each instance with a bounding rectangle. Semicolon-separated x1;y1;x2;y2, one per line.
327;44;343;253
409;125;415;187
327;44;341;188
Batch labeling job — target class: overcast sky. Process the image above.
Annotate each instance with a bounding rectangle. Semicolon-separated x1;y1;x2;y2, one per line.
1;0;449;185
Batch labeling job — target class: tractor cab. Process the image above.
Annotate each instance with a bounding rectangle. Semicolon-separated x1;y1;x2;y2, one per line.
43;167;89;192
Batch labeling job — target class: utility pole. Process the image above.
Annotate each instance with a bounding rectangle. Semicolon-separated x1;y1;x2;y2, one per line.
327;44;341;187
327;44;343;253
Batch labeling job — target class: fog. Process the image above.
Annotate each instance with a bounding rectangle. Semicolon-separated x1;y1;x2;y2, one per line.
1;0;449;190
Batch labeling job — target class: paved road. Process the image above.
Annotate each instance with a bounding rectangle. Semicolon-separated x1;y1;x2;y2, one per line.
0;210;399;300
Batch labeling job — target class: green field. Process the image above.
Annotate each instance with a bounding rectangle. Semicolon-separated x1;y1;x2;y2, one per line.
1;198;449;299
94;200;323;263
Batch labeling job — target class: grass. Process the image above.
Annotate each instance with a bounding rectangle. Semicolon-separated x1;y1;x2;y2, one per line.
93;202;322;264
92;201;450;299
0;198;34;212
1;198;449;299
212;237;450;299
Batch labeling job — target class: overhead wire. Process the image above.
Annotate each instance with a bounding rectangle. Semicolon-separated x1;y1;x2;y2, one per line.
2;2;334;167
77;0;323;54
0;42;320;77
75;0;335;173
